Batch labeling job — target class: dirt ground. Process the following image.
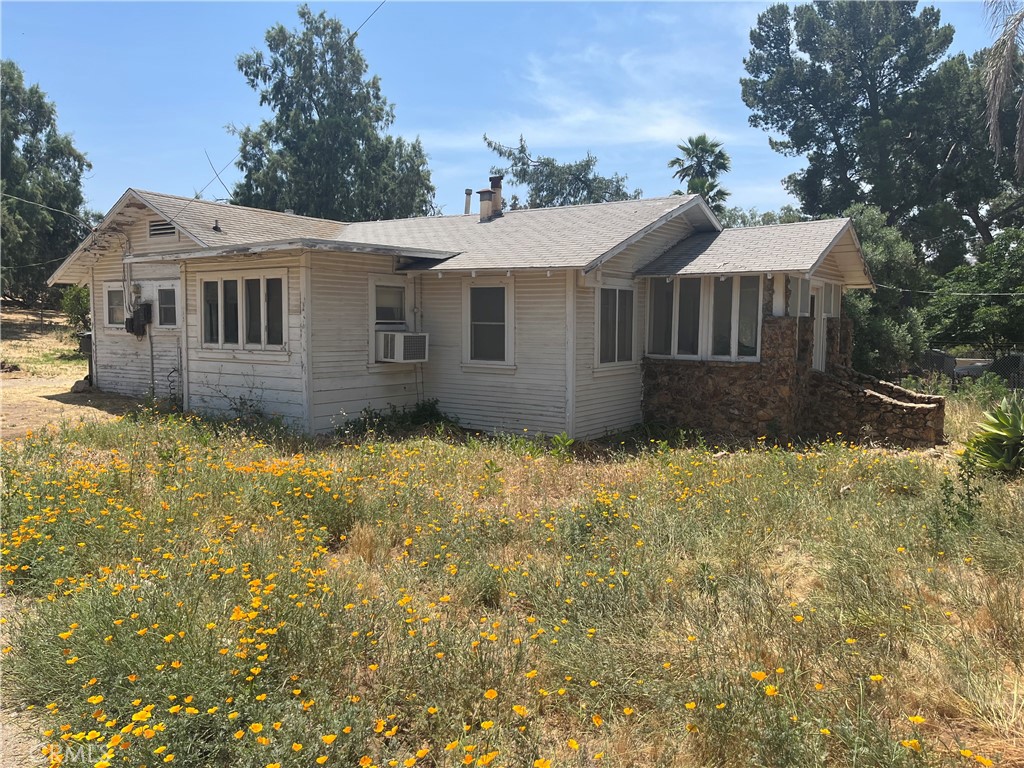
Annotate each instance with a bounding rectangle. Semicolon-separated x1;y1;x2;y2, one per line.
1;372;141;438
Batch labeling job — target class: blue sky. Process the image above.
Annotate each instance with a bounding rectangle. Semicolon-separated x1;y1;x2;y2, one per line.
1;1;993;219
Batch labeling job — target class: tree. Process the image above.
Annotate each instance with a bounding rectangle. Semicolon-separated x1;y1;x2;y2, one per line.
985;0;1024;177
741;2;953;221
483;135;641;209
668;134;731;216
842;204;931;378
1;59;91;307
923;229;1024;351
231;5;435;221
718;204;807;228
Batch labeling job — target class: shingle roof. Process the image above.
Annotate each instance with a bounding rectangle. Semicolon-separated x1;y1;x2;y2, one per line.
341;196;700;271
637;218;853;276
131;190;346;247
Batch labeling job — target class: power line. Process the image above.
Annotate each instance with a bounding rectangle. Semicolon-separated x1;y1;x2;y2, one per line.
875;282;1022;297
348;0;387;42
0;192;94;233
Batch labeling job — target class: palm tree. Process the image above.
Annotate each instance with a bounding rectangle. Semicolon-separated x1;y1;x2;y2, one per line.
985;0;1024;177
675;177;731;216
668;134;732;185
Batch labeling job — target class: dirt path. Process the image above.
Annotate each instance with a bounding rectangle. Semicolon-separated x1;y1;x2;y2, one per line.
1;373;141;438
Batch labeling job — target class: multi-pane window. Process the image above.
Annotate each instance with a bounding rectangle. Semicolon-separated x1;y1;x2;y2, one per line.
202;274;284;348
106;287;125;326
648;275;762;361
599;287;634;364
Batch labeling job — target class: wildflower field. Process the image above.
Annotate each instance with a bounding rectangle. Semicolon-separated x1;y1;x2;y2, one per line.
2;413;1022;768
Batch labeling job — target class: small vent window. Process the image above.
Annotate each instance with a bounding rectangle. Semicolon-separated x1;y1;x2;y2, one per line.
149;220;176;238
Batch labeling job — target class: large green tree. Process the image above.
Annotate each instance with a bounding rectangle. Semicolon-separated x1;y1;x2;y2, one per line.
231;5;435;221
741;2;953;221
1;60;91;307
483;135;641;209
668;134;732;215
923;229;1024;351
842;204;931;378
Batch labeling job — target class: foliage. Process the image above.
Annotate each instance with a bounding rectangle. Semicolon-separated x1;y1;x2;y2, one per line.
923;228;1024;351
231;5;435;221
718;204;807;229
843;205;930;378
966;393;1024;473
483;135;641;209
667;134;732;215
985;0;1024;178
1;59;91;307
59;284;90;332
741;3;1023;269
2;416;1020;767
338;399;459;439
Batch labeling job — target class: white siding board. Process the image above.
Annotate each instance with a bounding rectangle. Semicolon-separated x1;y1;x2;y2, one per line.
419;272;567;435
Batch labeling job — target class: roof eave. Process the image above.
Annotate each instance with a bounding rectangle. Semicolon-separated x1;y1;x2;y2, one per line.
126;239;460;264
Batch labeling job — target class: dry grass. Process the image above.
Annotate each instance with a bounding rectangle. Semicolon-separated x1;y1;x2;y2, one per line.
0;307;87;378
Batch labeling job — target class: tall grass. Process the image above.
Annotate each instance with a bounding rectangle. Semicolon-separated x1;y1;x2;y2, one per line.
2;411;1022;767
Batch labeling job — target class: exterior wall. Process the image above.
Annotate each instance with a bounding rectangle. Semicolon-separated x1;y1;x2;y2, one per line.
417;271;568;435
182;254;307;427
574;278;646;439
309;252;419;432
89;250;182;400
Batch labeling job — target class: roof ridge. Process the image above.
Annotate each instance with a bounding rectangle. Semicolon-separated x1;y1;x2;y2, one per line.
718;217;847;233
129;189;349;225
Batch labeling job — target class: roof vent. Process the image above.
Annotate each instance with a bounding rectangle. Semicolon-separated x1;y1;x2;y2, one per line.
148;220;176;238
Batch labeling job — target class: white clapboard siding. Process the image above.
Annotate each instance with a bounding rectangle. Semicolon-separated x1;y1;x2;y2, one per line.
572;280;647;439
598;215;696;278
419;272;568;435
309;252;419;432
182;254;306;428
89;248;183;399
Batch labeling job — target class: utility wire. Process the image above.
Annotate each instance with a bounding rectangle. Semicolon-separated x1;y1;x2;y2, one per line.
1;192;94;233
875;282;1022;297
348;0;387;42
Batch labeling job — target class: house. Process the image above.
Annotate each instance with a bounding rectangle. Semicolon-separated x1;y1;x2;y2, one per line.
49;179;944;446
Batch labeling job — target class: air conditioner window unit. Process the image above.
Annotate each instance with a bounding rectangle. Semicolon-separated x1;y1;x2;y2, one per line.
376;331;428;363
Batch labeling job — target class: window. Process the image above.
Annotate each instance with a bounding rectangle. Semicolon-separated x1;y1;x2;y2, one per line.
375;284;406;326
647;275;762;362
201;273;285;349
463;278;513;365
787;276;810;317
157;287;177;327
599;287;634;364
105;285;125;327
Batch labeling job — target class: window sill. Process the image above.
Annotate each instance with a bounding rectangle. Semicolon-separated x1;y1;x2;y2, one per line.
460;363;517;375
196;348;290;363
367;361;417;373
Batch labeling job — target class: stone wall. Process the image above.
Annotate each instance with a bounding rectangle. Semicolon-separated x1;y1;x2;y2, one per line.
642;308;945;447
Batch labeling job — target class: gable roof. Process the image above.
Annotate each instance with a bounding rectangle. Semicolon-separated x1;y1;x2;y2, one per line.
637;218;874;288
344;195;714;272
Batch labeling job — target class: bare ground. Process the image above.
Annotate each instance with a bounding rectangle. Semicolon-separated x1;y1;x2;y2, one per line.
1;372;141;438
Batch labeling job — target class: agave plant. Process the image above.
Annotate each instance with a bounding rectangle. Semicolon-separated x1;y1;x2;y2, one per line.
966;393;1024;473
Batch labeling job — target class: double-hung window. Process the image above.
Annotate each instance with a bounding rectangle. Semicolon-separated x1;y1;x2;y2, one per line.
599;287;634;364
201;272;285;349
647;275;762;361
463;278;514;365
155;284;178;327
105;284;125;327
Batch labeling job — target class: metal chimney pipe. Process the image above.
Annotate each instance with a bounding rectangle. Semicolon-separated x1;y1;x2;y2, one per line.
489;175;504;217
464;188;473;215
478;189;494;222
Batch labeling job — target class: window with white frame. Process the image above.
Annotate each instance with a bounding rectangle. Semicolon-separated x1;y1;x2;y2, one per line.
201;272;285;349
105;284;125;327
647;275;762;361
156;285;178;327
599;287;634;364
463;278;513;365
374;283;407;329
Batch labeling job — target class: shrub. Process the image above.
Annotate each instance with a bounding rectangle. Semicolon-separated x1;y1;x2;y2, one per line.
60;284;90;331
965;393;1024;473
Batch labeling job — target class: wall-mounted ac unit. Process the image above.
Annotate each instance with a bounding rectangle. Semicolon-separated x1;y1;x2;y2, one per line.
376;331;429;363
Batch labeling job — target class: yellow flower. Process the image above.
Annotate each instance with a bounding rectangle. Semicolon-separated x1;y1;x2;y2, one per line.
820;728;831;735
477;752;499;766
234;730;245;740
316;758;328;765
533;760;551;768
480;721;494;730
359;757;372;768
591;714;603;727
87;695;104;705
907;715;925;724
901;739;921;752
750;670;767;682
249;723;264;733
321;734;337;744
567;739;579;751
685;701;696;710
483;689;498;700
764;685;779;697
512;705;527;717
292;743;303;752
